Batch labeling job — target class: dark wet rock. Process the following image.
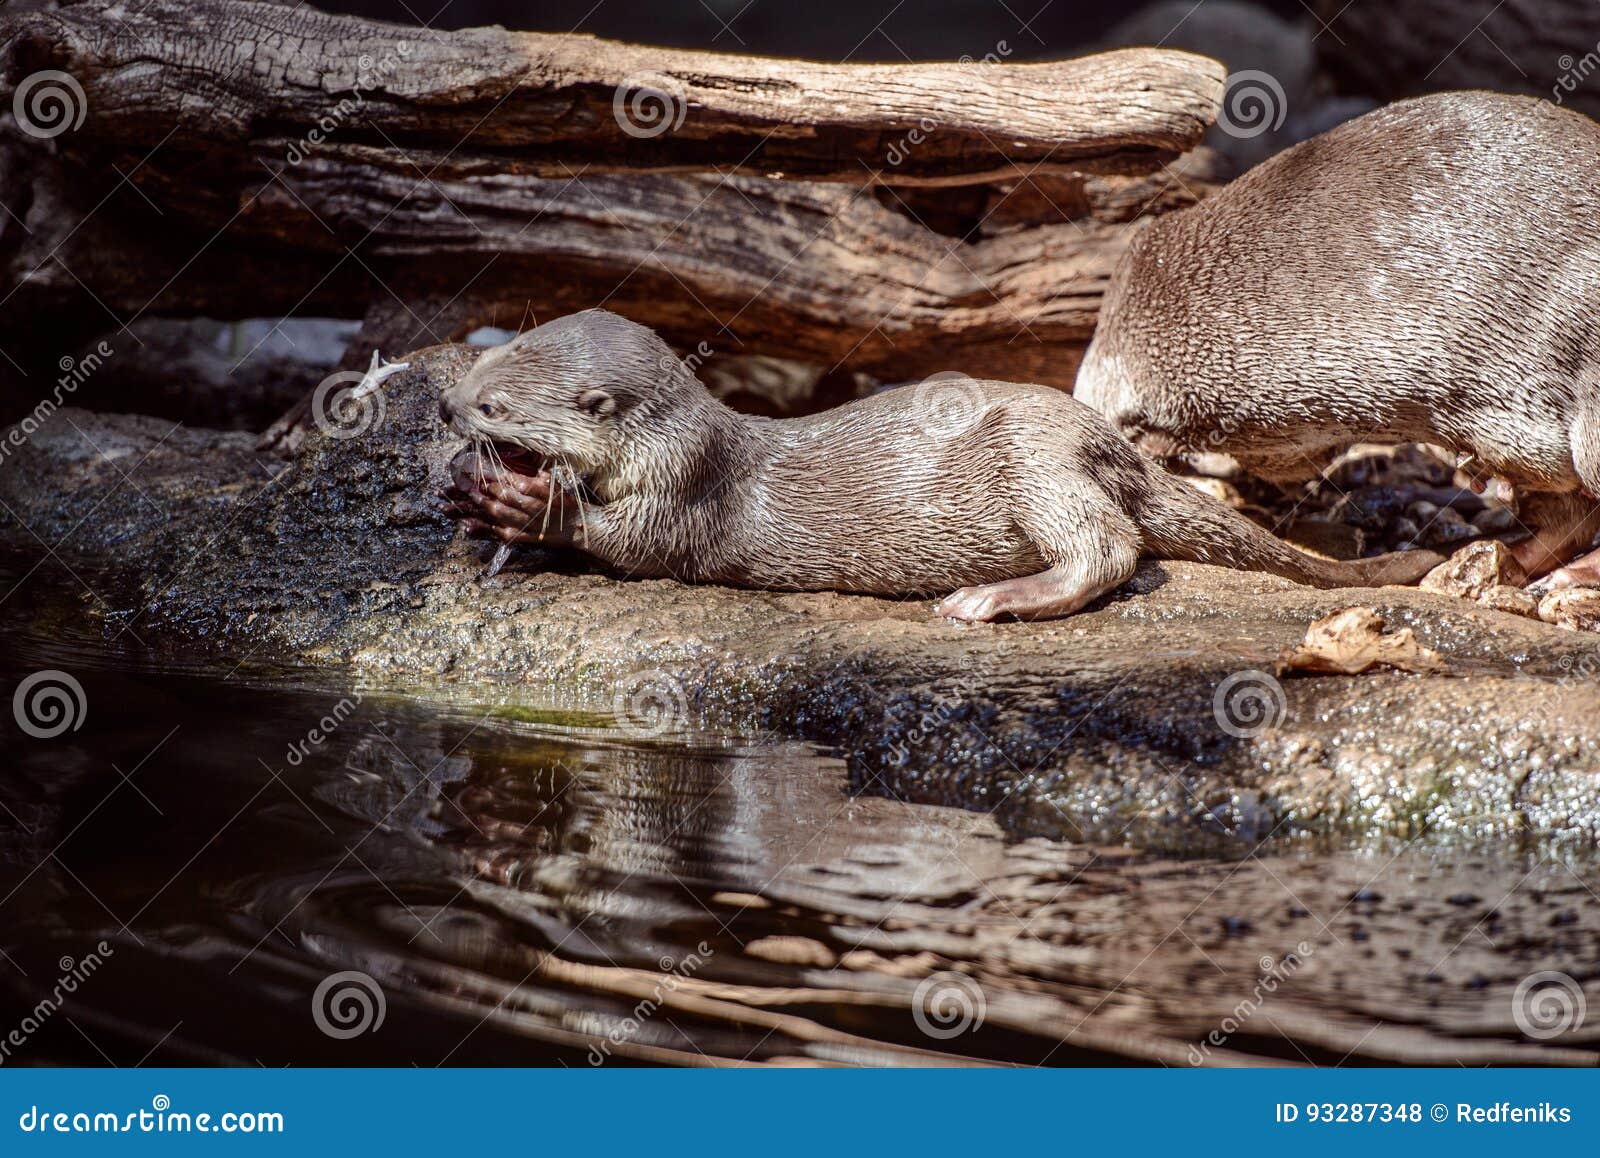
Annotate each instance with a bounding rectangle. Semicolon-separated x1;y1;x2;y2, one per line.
4;346;1600;852
1417;507;1481;550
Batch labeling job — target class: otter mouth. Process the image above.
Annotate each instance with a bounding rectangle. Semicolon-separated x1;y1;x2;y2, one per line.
448;441;548;496
490;441;548;482
449;440;601;508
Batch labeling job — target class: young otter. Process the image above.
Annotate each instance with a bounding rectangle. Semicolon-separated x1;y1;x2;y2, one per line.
440;310;1439;622
1074;90;1600;589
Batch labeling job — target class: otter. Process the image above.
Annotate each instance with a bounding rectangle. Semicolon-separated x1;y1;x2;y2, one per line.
1074;90;1600;590
438;310;1438;622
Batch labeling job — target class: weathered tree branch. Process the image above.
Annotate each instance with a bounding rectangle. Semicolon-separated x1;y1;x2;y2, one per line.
7;140;1224;388
0;0;1225;423
3;0;1223;184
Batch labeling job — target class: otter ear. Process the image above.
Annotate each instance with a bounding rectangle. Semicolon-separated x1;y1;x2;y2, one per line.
577;384;638;418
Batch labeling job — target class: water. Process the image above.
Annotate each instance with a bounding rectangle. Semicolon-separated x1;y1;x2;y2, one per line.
1;558;1595;1066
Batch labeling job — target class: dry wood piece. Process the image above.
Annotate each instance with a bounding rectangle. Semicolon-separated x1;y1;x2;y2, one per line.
0;0;1224;415
1278;606;1448;677
2;0;1223;184
2;131;1211;389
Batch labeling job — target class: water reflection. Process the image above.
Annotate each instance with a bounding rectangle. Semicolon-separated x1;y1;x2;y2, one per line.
1;561;1595;1067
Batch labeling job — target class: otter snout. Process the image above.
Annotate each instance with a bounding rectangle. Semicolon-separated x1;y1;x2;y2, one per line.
438;376;483;436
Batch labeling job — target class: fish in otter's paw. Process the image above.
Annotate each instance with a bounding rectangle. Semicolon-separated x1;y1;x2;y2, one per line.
1074;90;1600;592
439;309;1441;623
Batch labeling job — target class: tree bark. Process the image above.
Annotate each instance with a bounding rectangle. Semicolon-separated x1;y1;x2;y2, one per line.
0;0;1225;419
3;0;1223;184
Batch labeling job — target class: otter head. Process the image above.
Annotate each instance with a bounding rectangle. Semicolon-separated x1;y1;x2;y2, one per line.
439;309;711;500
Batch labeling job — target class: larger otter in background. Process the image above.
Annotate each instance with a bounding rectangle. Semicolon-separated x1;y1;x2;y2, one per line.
440;310;1437;622
1075;91;1600;589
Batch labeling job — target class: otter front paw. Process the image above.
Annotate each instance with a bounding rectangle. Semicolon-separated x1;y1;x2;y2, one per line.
446;475;583;547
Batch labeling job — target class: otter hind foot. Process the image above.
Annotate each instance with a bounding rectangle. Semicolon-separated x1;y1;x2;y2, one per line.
1530;547;1600;594
936;566;1123;623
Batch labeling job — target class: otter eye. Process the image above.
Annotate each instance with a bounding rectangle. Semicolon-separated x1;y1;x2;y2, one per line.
478;403;495;416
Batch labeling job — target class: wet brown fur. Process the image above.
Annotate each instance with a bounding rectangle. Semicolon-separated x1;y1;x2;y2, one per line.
1075;91;1600;585
441;310;1438;621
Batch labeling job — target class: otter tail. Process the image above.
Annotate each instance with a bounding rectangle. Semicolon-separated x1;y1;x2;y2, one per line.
1139;470;1443;589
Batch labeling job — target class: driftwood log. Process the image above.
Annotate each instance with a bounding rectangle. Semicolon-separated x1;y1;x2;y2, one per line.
0;0;1225;431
